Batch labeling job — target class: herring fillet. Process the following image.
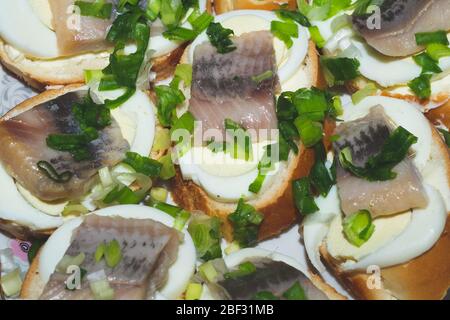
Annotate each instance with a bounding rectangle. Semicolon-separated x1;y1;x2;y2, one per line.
189;31;279;141
0;90;129;202
40;215;180;300
333;106;428;218
215;259;328;300
352;0;450;57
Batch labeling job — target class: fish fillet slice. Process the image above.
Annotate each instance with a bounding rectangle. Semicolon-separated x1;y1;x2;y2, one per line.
0;90;129;201
352;0;450;57
333;106;428;218
189;30;279;141
40;215;180;300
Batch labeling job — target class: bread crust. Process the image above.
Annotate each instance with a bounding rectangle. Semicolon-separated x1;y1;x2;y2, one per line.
171;42;326;241
319;126;450;300
21;250;45;300
213;0;297;14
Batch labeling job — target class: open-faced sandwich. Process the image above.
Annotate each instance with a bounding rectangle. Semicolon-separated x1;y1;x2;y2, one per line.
0;83;161;238
186;248;345;300
163;6;344;246
20;204;196;299
302;95;450;300
0;0;211;88
302;1;450;113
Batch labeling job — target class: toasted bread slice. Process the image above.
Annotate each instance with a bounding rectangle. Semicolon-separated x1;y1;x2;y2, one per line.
171;41;327;242
213;0;296;14
318;126;450;300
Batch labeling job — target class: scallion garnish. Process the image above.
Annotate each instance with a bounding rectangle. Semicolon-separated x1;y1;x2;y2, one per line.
292;178;319;215
426;43;450;61
415;31;449;46
171;64;193;88
158;154;176;180
339;126;418;181
413;52;442;74
228;198;264;247
282;281;307;300
248;144;276;194
224;261;256;280
321;57;360;86
37;161;74;183
343;210;375;247
270;20;298;49
351;82;378;104
206;22;236;54
253;291;279;300
251;70;274;84
147;200;191;231
309;25;326;49
408;73;432;100
123;152;162;177
75;0;113;19
438;128;450;148
185;283;203;300
188;215;222;261
163;27;198;41
155;85;186;127
275;8;311;27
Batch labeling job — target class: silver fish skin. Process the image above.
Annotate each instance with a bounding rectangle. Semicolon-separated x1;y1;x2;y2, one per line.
0;90;129;202
333;105;428;218
352;0;450;57
214;259;328;300
189;30;279;142
40;215;180;300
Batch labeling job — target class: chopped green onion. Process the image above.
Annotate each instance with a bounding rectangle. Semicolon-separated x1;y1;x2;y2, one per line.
321;57;360;85
150;187;168;202
1;269;22;297
253;291;279;300
413;52;442;74
158;154;176;180
248;144;275;194
103;185;143;205
330;134;340;142
56;253;86;273
271;20;298;49
206;22;236;54
224;241;240;255
144;0;161;20
228;198;264;247
343;210;375;247
224;261;256;280
275;8;311;27
185;283;203;300
310;155;334;197
152;128;171;152
251;70;274;84
172;64;193;88
163;27;198;41
332;96;344;116
292;87;328;121
426;43;450;61
95;243;106;263
75;0;113;19
309;26;326;48
89;279;115;300
105;87;136;109
104;239;122;268
283;281;307;300
190;11;213;33
292;178;319;215
170;112;196;138
351;82;378;104
155;85;186;127
294;116;323;147
438;128;450;148
198;261;219;283
62;203;89;217
123;152;162;177
99;167;114;187
408;74;432;100
338;126;418;181
174;210;191;231
415;31;449;46
37;161;74;183
84;69;103;83
188;215;222;261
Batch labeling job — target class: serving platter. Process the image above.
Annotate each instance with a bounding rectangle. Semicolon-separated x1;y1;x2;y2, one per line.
0;63;350;299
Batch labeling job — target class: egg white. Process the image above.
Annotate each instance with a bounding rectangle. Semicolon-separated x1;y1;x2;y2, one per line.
38;204;197;299
0;87;156;230
303;95;449;272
